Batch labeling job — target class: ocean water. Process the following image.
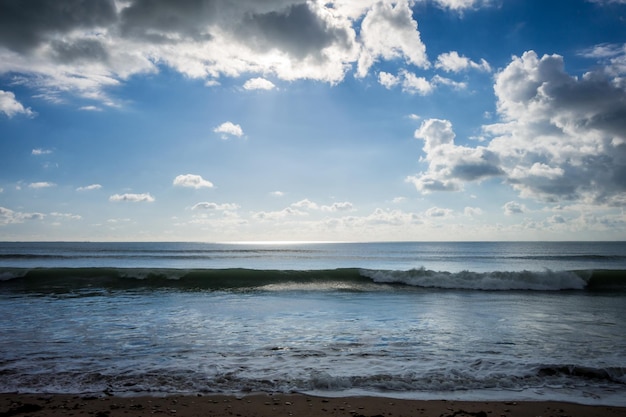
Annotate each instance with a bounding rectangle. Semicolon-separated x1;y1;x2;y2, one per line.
0;241;625;405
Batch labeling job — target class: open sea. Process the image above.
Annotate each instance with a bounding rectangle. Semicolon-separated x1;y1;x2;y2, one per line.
0;241;625;405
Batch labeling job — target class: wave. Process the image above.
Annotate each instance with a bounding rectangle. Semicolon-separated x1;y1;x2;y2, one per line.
0;267;624;293
1;362;623;400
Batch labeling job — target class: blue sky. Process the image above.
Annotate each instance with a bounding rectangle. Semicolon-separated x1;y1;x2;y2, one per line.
1;0;625;242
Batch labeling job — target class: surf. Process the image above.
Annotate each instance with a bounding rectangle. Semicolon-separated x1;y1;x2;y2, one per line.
1;267;624;293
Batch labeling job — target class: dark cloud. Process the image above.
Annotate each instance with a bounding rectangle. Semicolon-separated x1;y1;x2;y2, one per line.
0;0;117;52
449;150;504;181
119;0;217;43
50;38;109;63
239;3;351;60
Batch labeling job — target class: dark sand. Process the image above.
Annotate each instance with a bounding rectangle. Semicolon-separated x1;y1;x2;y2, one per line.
2;393;625;417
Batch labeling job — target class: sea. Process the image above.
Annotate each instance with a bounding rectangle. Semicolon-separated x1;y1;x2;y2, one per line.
0;241;625;405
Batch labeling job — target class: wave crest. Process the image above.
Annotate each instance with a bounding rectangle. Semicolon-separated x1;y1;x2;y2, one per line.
360;268;588;291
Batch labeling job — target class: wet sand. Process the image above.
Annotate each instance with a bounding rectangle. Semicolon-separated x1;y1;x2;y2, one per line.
2;393;626;417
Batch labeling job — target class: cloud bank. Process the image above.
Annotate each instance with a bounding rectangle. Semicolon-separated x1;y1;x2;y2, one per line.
0;0;489;106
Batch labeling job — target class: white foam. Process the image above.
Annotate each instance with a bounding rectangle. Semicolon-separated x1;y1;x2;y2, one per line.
361;268;587;291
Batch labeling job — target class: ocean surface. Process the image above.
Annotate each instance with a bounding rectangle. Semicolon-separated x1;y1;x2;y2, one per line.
0;241;625;405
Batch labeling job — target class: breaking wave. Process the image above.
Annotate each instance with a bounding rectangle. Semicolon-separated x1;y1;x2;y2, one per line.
0;267;623;293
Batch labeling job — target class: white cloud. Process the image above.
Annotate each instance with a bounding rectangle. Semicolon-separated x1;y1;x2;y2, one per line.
173;174;214;189
503;201;526;215
289;199;353;212
401;71;435;95
407;51;626;208
28;181;56;189
378;71;400;89
109;193;155;202
359;208;423;226
433;0;493;11
79;105;102;111
270;191;285;197
253;207;308;221
243;77;276;91
486;50;626;205
50;212;82;220
321;202;354;212
425;206;453;218
292;199;319;210
0;90;34;117
0;206;44;225
214;121;244;139
587;0;626;4
32;148;53;155
379;71;464;94
76;184;102;191
357;0;429;77
204;79;221;87
464;206;483;216
192;202;239;211
435;51;491;72
432;74;467;90
407;118;503;193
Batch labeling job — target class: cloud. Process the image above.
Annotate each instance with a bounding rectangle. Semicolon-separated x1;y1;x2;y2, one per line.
0;1;496;105
486;50;626;205
432;0;493;11
435;51;491;72
378;71;400;88
357;0;429;77
407;118;503;193
76;184;102;191
31;148;53;155
79;105;102;111
464;206;483;216
401;71;435;95
407;50;626;208
378;71;466;94
0;0;117;53
290;199;353;212
425;206;453;218
192;202;239;211
243;77;276;91
321;202;354;212
0;90;34;117
109;193;155;202
173;174;214;189
587;0;626;4
28;181;56;189
0;0;364;104
0;206;44;225
378;70;433;94
50;212;82;220
291;199;319;210
214;121;244;139
253;207;308;221
270;191;285;197
503;201;526;215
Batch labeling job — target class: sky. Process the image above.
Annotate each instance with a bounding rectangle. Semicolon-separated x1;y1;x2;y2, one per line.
1;0;626;242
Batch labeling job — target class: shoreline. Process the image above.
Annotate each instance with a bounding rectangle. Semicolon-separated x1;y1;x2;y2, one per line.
2;393;626;417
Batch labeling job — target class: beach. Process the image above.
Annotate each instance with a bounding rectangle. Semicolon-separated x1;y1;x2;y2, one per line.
2;394;626;417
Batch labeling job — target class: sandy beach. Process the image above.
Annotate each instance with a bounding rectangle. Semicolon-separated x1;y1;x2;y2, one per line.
1;393;625;417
